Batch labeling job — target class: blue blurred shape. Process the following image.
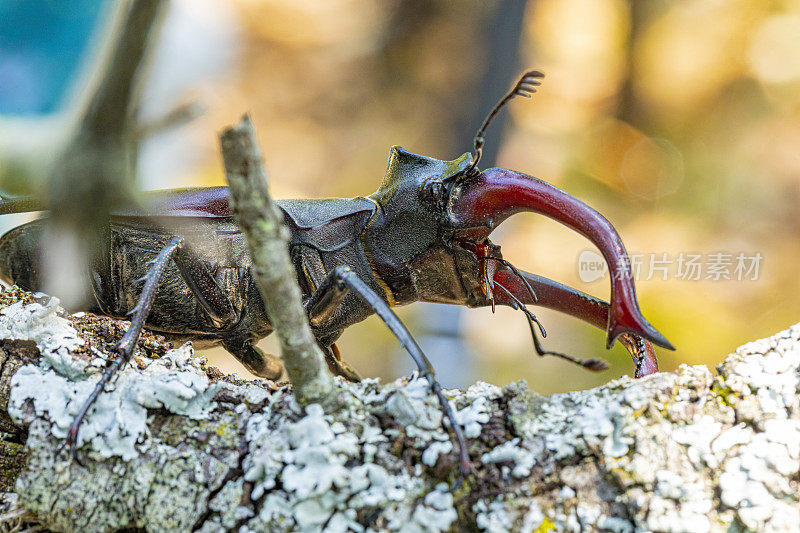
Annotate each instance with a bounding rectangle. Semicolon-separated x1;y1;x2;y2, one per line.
0;0;108;115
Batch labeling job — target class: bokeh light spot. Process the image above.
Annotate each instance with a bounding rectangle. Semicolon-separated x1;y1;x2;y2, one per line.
747;14;800;85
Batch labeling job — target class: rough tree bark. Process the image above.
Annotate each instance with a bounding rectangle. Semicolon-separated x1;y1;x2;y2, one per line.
0;286;798;532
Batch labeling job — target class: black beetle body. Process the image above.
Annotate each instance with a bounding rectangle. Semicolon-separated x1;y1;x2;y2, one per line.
0;148;479;378
0;71;675;475
0;143;670;379
0;71;672;383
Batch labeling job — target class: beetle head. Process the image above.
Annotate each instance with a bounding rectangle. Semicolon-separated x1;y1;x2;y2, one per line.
363;146;473;306
363;144;672;355
363;69;672;378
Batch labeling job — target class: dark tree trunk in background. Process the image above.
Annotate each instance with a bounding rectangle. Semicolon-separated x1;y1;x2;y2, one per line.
454;0;529;164
388;0;529;387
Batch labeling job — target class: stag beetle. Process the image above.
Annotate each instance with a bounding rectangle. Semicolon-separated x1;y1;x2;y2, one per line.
0;71;672;469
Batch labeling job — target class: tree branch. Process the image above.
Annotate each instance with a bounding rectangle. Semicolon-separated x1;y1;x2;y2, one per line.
219;115;336;408
42;0;168;308
1;288;799;531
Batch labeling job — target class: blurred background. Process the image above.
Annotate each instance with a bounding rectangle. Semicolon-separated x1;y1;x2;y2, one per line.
1;0;799;393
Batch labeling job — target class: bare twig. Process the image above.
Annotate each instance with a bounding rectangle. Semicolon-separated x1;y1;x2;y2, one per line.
44;0;167;307
135;101;205;139
219;115;337;408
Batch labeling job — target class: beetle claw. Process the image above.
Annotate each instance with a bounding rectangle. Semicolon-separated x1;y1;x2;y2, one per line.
606;309;674;351
450;166;673;353
487;268;663;377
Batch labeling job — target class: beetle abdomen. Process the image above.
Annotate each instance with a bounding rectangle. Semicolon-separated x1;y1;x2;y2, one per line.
0;219;45;292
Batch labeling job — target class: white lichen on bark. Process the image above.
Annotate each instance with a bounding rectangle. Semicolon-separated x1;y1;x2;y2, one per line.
1;288;799;532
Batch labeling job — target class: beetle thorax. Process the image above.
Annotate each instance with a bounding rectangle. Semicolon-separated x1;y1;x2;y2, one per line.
360;146;473;306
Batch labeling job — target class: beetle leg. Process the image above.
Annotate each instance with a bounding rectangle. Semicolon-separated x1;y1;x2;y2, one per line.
221;337;283;380
321;343;362;382
307;266;470;481
173;244;238;329
66;236;183;455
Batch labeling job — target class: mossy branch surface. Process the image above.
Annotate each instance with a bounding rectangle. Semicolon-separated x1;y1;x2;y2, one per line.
1;288;800;531
219;115;336;408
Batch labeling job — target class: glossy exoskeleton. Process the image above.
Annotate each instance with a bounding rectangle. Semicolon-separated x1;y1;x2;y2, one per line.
0;71;673;470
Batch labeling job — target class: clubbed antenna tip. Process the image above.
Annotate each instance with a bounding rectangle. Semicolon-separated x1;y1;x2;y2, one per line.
467;70;545;174
580;358;610;372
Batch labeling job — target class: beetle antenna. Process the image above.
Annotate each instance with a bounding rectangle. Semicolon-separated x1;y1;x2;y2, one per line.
524;313;609;372
467;70;544;175
482;256;537;302
493;279;546;336
493;280;609;372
